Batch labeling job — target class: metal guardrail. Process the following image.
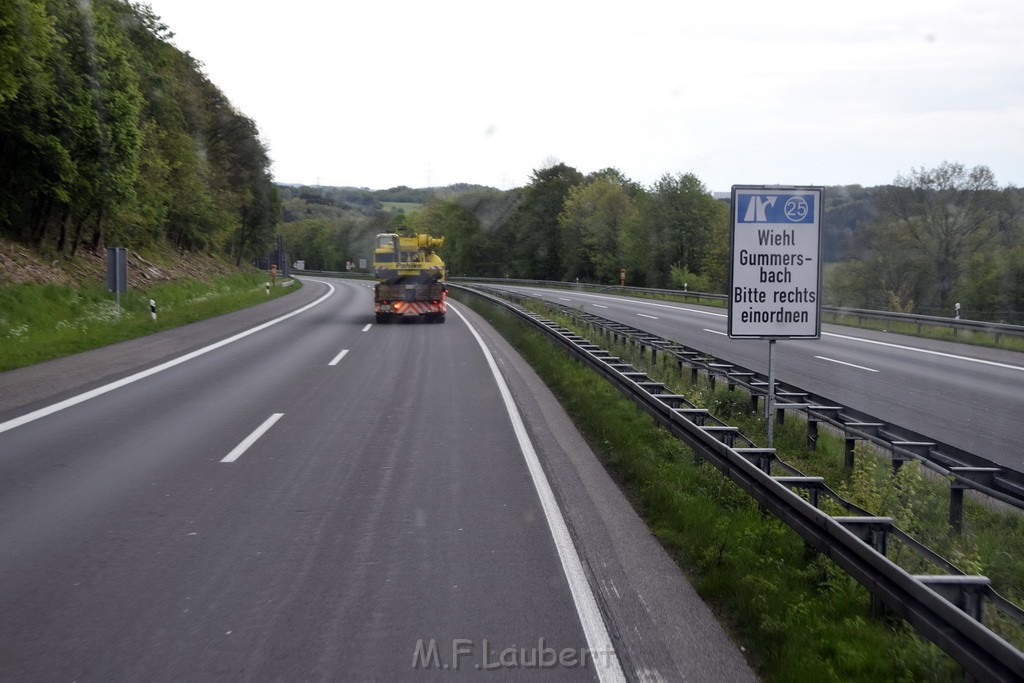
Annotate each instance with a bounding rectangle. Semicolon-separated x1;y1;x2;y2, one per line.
824;306;1024;341
452;283;1024;680
448;277;1024;341
493;288;1024;518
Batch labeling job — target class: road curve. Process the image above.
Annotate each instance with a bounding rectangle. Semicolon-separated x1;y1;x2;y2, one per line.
0;278;753;681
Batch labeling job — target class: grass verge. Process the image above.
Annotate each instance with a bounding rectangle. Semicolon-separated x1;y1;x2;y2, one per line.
591;319;1024;627
0;273;297;371
452;289;1006;681
557;300;1024;651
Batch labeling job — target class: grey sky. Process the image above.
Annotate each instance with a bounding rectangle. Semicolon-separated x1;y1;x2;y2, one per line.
143;0;1024;192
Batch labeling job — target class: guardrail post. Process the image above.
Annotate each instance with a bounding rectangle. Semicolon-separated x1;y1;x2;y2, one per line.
735;448;775;476
892;455;907;476
914;576;990;623
807;419;818;451
949;484;965;535
845;438;857;471
775;477;825;509
750;394;760;414
946;467;1002;534
835;517;893;617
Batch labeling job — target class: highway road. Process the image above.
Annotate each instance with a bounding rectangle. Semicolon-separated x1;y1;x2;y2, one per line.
0;278;753;681
494;285;1024;470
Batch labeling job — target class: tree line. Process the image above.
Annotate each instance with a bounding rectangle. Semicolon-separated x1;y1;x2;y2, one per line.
279;161;1023;323
0;0;279;265
404;163;1023;322
401;164;730;290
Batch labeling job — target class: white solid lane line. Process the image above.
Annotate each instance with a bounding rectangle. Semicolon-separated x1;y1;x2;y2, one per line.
821;331;1024;372
328;349;350;366
541;290;724;318
447;301;625;682
0;282;336;436
221;413;284;463
815;355;879;373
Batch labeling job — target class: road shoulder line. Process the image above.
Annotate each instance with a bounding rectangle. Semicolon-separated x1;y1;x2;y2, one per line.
449;302;626;682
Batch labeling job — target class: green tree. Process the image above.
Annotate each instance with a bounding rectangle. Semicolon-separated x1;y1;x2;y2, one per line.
505;162;583;279
558;174;639;283
825;216;929;311
642;173;724;287
0;0;281;268
881;162;1000;309
700;208;730;292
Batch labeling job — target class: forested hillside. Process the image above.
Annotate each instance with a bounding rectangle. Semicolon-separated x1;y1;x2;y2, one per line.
0;0;278;268
825;165;1023;320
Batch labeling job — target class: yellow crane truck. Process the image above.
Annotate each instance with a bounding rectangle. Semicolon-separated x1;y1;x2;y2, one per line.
372;232;447;323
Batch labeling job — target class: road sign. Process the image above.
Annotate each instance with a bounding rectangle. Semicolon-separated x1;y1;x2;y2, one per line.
728;186;823;339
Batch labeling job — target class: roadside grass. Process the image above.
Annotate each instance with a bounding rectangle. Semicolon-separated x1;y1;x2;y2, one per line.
0;273;297;371
453;291;963;681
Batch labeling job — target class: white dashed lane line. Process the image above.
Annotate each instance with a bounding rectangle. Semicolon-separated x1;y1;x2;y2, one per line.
814;356;879;373
221;413;284;463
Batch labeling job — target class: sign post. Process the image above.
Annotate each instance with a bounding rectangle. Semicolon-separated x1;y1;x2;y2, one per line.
728;186;823;446
105;247;127;317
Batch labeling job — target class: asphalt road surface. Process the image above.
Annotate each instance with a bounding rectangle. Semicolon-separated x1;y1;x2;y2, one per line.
497;285;1024;470
0;278;754;681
